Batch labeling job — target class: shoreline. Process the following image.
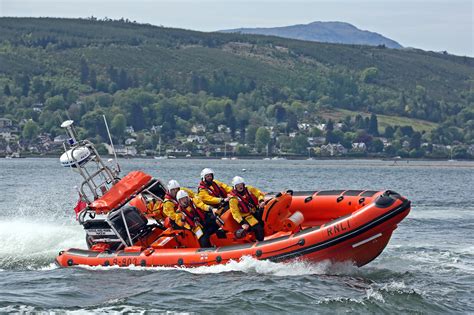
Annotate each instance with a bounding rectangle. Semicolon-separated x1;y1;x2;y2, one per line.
2;154;473;163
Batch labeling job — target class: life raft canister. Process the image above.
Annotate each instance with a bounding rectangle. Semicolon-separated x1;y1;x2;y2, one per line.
262;191;302;235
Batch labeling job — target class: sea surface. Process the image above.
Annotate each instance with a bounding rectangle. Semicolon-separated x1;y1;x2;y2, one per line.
0;158;473;314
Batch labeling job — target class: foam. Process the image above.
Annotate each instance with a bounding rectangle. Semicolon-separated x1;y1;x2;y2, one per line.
0;219;84;269
77;256;360;277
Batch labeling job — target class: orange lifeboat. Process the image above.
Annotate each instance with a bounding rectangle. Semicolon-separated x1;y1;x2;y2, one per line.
56;182;410;268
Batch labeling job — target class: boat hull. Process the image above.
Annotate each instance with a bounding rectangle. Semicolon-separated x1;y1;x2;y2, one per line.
56;193;410;268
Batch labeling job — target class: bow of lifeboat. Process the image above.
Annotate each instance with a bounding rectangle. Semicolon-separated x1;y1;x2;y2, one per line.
56;189;410;268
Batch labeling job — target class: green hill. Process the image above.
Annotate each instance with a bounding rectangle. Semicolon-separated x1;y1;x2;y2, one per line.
0;17;473;157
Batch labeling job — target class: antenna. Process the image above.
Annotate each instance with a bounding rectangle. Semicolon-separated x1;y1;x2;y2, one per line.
103;115;120;173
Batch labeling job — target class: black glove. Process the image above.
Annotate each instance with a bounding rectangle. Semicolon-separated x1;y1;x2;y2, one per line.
234;228;247;239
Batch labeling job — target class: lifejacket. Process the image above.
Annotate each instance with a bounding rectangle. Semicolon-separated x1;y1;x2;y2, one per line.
178;201;206;228
163;192;178;207
230;188;259;214
146;199;163;218
199;180;227;198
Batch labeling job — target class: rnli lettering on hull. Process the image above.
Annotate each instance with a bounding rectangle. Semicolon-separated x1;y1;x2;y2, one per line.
327;220;351;237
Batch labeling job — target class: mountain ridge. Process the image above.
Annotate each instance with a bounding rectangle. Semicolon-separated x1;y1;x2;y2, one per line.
220;21;403;49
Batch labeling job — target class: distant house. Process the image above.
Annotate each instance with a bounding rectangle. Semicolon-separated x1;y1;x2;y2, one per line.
166;146;189;154
321;143;347;156
150;125;161;134
211;133;231;144
309;136;326;145
297;123;312;131
316;123;326;131
334;123;344;130
125;126;135;135
352;142;367;152
191;124;206;134
289;132;297;138
187;135;207;144
54;135;69;144
432;144;449;153
379;138;391;147
125;138;137;145
0;129;12;141
0;118;13;128
217;124;230;133
468;145;474;156
105;144;137;157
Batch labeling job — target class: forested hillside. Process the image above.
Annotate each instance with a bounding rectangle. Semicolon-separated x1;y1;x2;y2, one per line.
0;17;473;158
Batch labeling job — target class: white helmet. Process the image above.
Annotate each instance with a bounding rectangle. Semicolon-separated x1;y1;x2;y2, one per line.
200;168;214;180
232;176;245;187
176;190;189;200
168;179;180;190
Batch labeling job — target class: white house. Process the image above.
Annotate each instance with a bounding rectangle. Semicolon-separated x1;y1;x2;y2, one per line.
0;118;12;128
187;135;207;144
352;142;367;152
321;143;347;156
125;138;137;145
191;124;206;134
0;129;12;141
54;135;69;144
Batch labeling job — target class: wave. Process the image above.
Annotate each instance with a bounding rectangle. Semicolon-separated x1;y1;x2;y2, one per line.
0;219;84;270
77;256;362;278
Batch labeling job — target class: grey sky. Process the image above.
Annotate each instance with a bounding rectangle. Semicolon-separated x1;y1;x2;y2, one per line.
1;0;472;56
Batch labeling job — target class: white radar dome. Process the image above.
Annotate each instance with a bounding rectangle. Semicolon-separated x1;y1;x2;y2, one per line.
60;146;91;168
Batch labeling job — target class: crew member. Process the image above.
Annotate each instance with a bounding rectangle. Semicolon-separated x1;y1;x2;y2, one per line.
176;190;220;247
163;179;196;228
229;176;265;241
198;168;232;208
145;197;165;222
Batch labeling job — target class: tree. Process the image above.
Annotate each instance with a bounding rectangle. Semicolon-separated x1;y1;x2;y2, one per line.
89;69;97;89
354;114;365;129
3;84;11;96
246;125;258;144
274;104;286;122
326;119;334;131
360;67;378;83
384;126;395;138
20;75;30;96
286;111;298;132
130;103;145;131
235;145;250;156
224;103;236;137
111;113;126;140
291;135;308;154
45;95;66;111
80;58;89;84
370;139;384;153
118;69;129;90
255;127;270;152
368;113;379;136
325;130;343;144
409;132;422;150
22;120;39;141
355;130;373;144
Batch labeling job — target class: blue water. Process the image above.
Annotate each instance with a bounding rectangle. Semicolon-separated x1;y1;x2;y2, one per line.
0;158;473;313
